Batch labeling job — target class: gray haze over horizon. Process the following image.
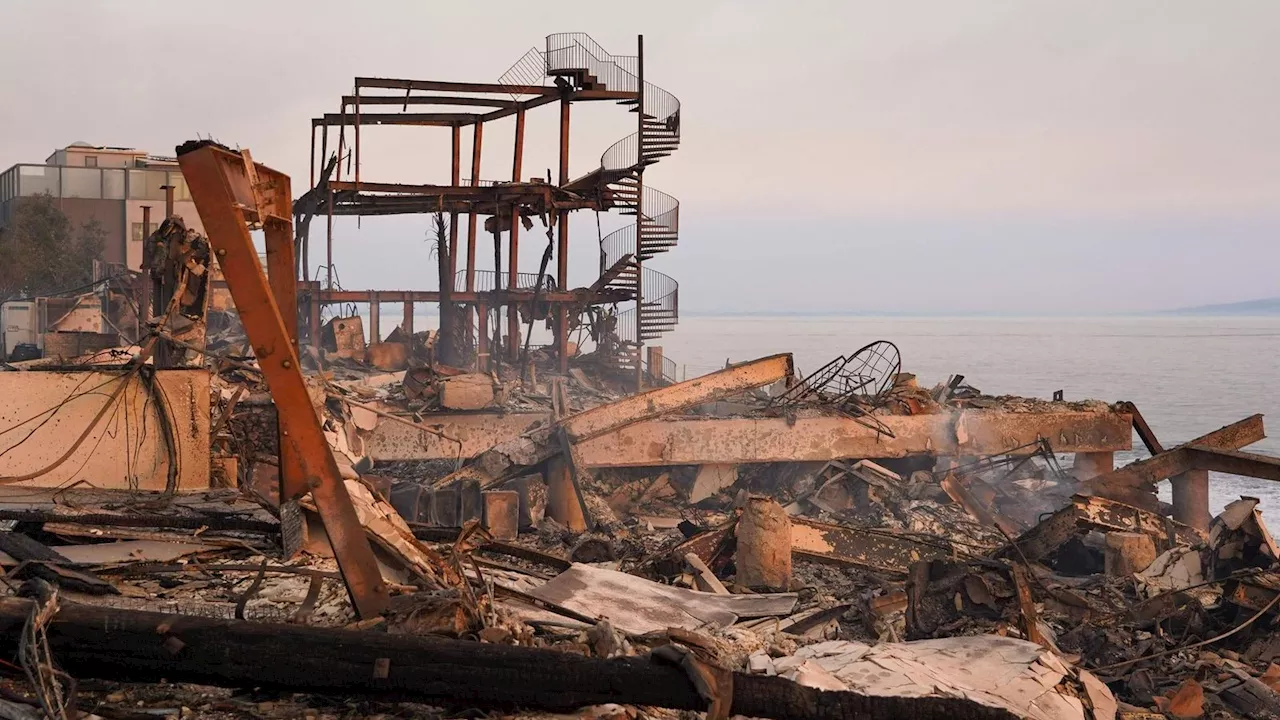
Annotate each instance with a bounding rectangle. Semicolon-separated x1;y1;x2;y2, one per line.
1;1;1277;314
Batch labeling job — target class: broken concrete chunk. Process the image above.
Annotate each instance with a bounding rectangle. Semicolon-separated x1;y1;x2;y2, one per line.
365;342;409;371
736;496;792;591
438;373;496;410
1105;531;1157;576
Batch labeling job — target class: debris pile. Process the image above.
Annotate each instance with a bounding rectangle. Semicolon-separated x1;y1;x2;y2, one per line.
3;141;1280;720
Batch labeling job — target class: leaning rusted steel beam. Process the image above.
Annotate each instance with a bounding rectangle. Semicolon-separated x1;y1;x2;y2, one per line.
178;141;388;618
434;354;794;489
1115;401;1165;455
1084;414;1264;495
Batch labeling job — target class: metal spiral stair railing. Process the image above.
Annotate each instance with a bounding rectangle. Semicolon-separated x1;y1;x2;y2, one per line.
541;33;681;370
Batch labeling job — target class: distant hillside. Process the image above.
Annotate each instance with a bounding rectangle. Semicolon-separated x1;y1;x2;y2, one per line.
1161;297;1280;316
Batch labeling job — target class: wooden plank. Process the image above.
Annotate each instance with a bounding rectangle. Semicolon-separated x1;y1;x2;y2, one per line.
526;564;798;635
0;532;117;594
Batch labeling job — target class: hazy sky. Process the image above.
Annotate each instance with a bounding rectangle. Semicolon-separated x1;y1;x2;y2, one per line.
2;0;1277;313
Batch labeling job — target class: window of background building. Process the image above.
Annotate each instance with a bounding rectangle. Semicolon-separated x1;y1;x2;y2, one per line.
61;167;102;198
18;166;59;196
102;169;125;199
167;173;191;201
127;169;168;200
84;156;98;167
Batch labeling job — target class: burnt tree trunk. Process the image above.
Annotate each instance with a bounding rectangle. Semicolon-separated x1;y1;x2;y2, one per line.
0;598;1019;720
434;212;468;366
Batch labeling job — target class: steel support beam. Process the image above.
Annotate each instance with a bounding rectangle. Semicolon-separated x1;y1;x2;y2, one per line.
356;77;558;96
1186;446;1280;482
178;142;389;618
1085;414;1267;522
319;112;481;127
467;122;483;292
262;186;306;532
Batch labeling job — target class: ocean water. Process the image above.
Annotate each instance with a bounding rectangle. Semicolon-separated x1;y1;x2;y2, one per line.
657;315;1280;514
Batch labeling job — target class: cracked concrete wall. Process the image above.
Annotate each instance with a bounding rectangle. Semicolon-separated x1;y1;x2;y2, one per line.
0;369;210;490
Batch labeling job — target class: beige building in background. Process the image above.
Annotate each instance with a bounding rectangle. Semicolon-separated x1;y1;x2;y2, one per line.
0;142;205;270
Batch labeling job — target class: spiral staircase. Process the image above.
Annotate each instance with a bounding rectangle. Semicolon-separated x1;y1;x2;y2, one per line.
503;33;681;375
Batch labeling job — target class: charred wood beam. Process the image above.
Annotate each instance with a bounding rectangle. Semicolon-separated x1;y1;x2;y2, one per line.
0;510;278;534
0;534;116;595
0;598;1018;720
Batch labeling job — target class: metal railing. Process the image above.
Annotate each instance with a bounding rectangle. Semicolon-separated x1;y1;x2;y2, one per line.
643;186;679;235
602;224;636;271
545;34;640;89
642;266;679;330
454;269;557;293
645;354;679;384
498;47;548;99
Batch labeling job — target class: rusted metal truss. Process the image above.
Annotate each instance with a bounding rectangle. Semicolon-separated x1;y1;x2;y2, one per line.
177;141;389;618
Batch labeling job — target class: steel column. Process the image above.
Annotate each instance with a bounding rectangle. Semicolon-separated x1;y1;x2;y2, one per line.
557;94;571;373
1171;469;1211;532
512;107;526;182
508;205;520;362
178;143;388;618
368;290;380;343
466;123;483;292
264;206;306;523
450;125;461;277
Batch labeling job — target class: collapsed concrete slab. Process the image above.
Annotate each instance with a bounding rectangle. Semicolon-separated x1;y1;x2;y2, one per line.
365;409;1133;466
